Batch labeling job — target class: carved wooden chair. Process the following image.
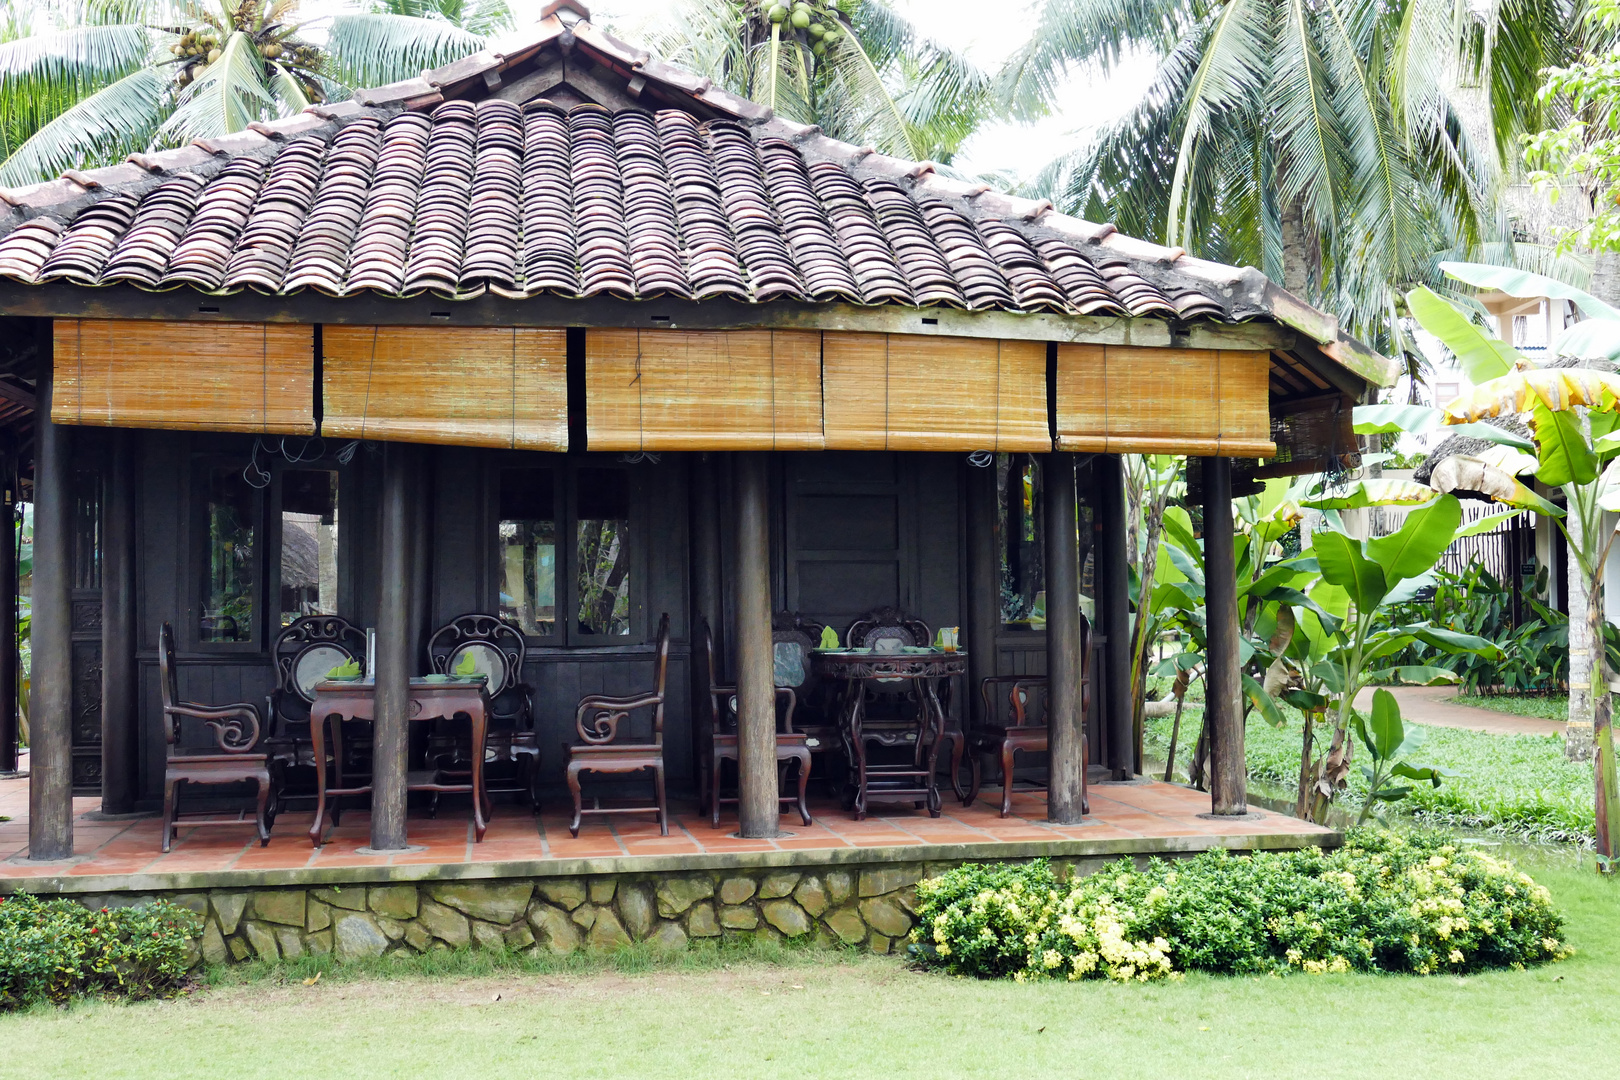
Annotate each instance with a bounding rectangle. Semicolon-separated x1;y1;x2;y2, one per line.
772;611;838;756
965;614;1091;817
843;606;952;744
159;621;274;852
696;616;811;828
265;615;366;813
564;613;671;836
428;613;536;810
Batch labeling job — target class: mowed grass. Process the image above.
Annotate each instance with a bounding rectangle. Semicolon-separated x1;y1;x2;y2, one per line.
1145;705;1594;843
1452;693;1570;722
1;850;1616;1080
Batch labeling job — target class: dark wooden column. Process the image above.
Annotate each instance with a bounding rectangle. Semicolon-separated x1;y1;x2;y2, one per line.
1095;453;1133;780
965;459;998;728
370;442;415;851
99;429;138;814
733;451;777;838
29;352;74;859
0;439;17;775
1044;453;1086;822
1203;456;1248;814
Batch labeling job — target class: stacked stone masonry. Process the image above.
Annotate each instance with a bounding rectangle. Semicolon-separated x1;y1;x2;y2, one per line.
71;861;1043;966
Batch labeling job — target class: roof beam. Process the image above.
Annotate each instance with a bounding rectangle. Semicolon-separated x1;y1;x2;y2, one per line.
0;281;1299;351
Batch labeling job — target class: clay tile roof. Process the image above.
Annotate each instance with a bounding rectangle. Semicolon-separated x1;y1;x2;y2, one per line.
0;14;1394;385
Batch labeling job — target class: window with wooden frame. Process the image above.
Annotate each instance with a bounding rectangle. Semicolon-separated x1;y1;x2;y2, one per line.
494;462;640;646
193;460;264;648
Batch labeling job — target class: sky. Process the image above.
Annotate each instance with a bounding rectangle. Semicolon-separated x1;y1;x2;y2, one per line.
303;0;1159;183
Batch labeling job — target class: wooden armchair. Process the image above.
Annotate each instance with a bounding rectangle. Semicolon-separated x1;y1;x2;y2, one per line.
159;622;274;852
564;613;671;836
428;613;536;810
966;615;1091;817
696;616;811;828
844;606;961;771
265;615;366;813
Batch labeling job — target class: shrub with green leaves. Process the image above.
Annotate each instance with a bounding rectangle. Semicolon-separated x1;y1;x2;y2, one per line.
913;831;1569;982
0;894;201;1008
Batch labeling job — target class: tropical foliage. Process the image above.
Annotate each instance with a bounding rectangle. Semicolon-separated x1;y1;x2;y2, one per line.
912;832;1570;981
1526;0;1620;257
0;0;503;188
1003;0;1596;362
636;0;989;162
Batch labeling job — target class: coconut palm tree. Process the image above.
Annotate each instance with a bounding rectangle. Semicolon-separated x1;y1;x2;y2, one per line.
636;0;988;164
323;0;513;91
0;0;506;187
1002;0;1594;358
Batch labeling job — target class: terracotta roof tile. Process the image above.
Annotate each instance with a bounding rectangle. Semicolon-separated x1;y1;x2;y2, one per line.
0;96;1236;320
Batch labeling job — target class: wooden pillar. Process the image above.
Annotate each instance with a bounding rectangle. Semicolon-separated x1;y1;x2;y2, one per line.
29;350;74;859
1044;453;1086;823
370;442;414;851
99;430;137;814
1095;454;1133;780
965;458;998;728
0;439;16;775
1203;456;1248;814
733;451;777;838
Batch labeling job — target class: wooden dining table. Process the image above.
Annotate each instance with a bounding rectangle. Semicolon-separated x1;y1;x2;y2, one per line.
307;677;492;846
811;648;967;820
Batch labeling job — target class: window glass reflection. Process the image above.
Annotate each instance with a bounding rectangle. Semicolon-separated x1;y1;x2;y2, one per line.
280;469;339;626
498;468;557;636
576;468;630;636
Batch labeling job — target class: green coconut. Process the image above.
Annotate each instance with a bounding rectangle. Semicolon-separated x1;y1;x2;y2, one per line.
767;3;788;22
207;47;222;63
791;9;810;27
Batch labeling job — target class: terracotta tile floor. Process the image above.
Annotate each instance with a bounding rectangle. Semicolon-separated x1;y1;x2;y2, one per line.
0;759;1332;881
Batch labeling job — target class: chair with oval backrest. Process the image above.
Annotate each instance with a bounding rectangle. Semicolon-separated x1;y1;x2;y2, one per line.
965;611;1092;817
843;606;965;798
265;615;367;814
427;613;536;811
159;621;275;852
564;613;671;836
696;615;811;828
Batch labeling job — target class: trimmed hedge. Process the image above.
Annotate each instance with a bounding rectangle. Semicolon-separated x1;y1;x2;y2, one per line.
0;894;201;1008
912;830;1570;982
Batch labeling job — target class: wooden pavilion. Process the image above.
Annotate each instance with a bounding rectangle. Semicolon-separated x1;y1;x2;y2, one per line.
0;2;1389;863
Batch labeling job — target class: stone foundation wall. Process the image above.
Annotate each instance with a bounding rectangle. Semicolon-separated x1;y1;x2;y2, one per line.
76;862;984;966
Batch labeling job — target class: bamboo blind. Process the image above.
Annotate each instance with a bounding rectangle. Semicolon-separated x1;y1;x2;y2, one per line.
1055;344;1275;456
585;329;824;451
322;326;567;450
51;319;315;434
821;333;1050;451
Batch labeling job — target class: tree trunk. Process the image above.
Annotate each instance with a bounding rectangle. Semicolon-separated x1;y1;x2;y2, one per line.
1586;564;1620;866
1280;198;1310;297
1568;516;1597;762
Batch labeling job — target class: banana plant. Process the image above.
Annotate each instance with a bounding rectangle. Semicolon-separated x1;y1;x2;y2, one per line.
1290;492;1499;821
1354;688;1454;825
1386;265;1620;870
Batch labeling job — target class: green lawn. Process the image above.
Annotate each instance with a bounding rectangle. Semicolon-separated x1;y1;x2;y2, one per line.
1452;693;1570;722
1144;705;1594;843
0;849;1614;1079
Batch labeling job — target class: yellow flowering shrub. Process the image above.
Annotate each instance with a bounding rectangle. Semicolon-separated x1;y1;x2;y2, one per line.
911;830;1569;980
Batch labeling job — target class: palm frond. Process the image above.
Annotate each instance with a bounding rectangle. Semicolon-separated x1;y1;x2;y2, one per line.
160;28;271;142
323;12;486;91
0;63;167;185
818;27;914;157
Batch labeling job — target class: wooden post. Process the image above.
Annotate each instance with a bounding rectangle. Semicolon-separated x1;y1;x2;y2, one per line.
1203;455;1248;815
370;442;414;852
1095;454;1133;780
99;430;137;814
965;458;998;728
0;438;16;775
733;451;777;838
29;350;74;859
1045;452;1086;823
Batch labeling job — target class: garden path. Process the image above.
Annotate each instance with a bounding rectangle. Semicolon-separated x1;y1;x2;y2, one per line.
1352;686;1566;737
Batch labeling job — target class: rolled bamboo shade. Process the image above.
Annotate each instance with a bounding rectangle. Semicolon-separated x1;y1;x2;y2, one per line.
322;326;567;450
821;333;1050;451
586;329;823;451
1055;344;1275;456
52;319;315;434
